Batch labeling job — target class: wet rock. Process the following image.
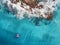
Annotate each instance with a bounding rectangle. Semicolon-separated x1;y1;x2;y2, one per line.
22;0;39;8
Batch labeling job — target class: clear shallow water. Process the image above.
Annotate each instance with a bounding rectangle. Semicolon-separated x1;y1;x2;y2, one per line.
0;1;60;45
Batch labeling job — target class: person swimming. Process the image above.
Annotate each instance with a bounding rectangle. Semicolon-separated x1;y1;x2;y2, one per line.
16;33;20;38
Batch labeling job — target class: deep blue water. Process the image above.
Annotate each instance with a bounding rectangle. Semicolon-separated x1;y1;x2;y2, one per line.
0;1;60;45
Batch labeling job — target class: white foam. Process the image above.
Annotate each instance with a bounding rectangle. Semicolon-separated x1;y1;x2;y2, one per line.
3;0;59;19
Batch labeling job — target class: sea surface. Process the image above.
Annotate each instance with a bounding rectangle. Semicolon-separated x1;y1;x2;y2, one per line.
0;0;60;45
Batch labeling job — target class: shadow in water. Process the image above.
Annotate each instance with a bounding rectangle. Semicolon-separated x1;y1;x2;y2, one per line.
23;33;55;45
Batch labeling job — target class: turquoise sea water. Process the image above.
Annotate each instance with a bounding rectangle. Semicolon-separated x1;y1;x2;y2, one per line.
0;1;60;45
